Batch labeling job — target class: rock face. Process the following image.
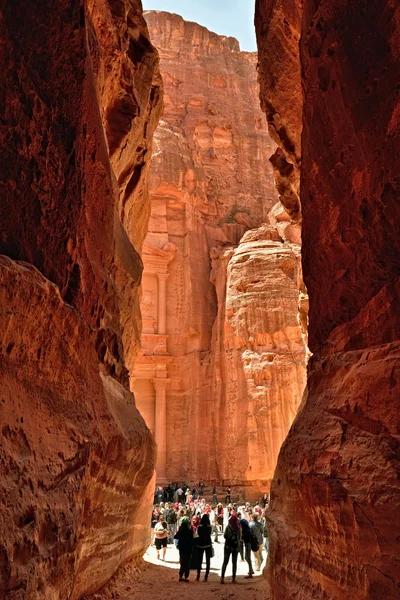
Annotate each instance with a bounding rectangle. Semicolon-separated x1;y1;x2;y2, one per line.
132;11;307;497
255;0;302;222
209;225;307;496
0;1;161;598
256;0;400;598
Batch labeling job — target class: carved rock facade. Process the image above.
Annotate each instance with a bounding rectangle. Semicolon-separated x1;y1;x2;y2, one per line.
133;11;307;497
0;1;161;597
256;0;400;598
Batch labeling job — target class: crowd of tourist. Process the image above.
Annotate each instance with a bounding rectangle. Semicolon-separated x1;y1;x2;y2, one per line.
151;483;270;583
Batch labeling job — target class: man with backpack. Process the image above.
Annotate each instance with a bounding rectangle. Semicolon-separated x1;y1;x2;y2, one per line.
249;513;264;570
220;514;241;584
240;517;255;578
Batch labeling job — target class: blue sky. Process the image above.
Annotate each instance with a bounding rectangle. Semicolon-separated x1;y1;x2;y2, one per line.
142;0;257;52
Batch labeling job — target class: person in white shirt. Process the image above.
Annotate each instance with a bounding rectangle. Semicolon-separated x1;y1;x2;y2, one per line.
210;507;219;542
154;515;168;561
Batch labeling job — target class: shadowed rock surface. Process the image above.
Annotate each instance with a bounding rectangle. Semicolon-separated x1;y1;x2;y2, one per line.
0;1;161;597
256;0;400;598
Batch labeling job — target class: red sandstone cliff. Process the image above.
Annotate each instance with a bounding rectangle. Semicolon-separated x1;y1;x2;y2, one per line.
256;0;400;598
0;1;161;597
209;224;306;496
132;11;307;497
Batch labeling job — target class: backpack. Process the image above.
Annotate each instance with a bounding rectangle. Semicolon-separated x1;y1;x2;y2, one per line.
250;529;259;552
226;526;239;549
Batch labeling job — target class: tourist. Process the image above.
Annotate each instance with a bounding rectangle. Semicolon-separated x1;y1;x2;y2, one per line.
165;502;177;544
177;509;186;527
174;517;194;582
217;503;224;532
210;505;219;542
154;515;168;561
263;508;269;553
220;514;240;584
155;486;163;504
249;513;264;571
176;485;184;504
165;483;173;502
236;511;245;561
261;493;268;508
225;486;231;504
190;515;200;571
199;480;204;496
196;513;212;581
185;487;191;503
212;485;218;504
151;506;160;529
240;518;254;578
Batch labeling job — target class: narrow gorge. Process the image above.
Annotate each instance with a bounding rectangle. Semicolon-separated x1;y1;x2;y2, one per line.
0;1;398;599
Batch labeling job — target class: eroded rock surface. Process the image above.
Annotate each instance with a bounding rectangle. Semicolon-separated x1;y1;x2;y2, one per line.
0;1;160;597
256;0;400;597
133;11;307;497
255;0;302;222
209;225;306;497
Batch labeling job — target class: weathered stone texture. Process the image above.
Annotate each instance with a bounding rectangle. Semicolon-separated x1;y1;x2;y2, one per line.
209;225;307;497
133;11;307;497
0;1;160;597
255;0;303;221
256;0;400;598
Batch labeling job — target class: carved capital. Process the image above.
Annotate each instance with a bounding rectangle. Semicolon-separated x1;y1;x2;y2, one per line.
152;377;169;389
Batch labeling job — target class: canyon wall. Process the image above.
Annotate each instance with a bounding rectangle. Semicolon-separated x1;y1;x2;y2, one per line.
133;11;307;498
0;1;161;598
256;0;400;598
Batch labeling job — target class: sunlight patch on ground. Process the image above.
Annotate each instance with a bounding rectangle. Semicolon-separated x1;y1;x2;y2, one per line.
144;541;265;579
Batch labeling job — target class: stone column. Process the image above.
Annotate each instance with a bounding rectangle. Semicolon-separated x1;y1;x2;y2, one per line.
157;273;168;335
153;377;168;484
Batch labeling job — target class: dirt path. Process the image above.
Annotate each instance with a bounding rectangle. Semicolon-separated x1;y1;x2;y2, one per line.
86;542;271;600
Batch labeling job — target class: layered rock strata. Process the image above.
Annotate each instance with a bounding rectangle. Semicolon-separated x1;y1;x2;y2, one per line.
133;11;307;497
256;0;400;598
0;1;161;598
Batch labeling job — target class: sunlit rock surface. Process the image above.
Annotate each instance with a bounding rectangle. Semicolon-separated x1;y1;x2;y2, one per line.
256;0;400;597
209;225;307;497
133;11;307;497
0;1;160;597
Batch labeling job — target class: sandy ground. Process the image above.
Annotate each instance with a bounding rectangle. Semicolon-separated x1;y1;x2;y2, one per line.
86;540;271;600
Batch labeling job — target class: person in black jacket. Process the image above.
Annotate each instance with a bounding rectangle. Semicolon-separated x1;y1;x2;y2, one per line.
196;513;212;581
220;515;241;584
174;517;194;582
240;518;254;578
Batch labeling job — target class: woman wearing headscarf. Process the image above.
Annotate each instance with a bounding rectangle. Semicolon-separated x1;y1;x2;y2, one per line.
196;513;213;581
220;514;241;584
174;517;194;582
240;518;254;578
